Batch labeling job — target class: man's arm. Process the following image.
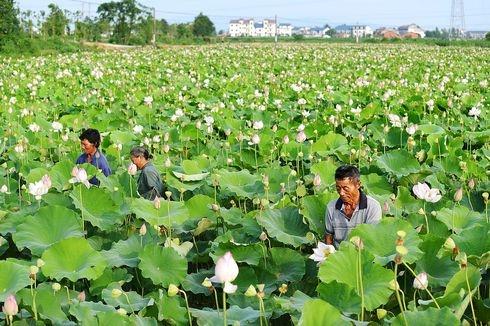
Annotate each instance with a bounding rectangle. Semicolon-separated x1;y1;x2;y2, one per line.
324;234;333;245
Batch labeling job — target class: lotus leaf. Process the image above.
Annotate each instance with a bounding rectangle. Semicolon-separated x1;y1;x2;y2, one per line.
257;207;310;248
377;150;420;178
138;245;187;287
0;261;30;301
130;197;190;228
392;307;458;326
298;299;350;326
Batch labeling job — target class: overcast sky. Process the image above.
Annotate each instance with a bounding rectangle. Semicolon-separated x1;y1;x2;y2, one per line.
17;0;490;31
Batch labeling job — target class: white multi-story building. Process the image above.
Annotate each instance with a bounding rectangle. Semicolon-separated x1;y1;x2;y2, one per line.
398;24;425;38
228;18;292;37
335;24;373;38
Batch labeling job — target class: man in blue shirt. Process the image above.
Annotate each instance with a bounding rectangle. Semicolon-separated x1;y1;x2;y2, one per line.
76;128;111;186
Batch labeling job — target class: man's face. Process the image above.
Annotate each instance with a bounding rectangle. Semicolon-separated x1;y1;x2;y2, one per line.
81;139;96;155
335;177;361;205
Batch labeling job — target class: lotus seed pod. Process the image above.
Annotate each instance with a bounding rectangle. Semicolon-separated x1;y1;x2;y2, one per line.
389;280;400;291
139;223;147;236
260;198;269;207
418;208;425;215
443;237;456;251
259;232;268;241
165;191;172;199
211;203;220;212
30;265;39;275
167;284;179;297
252;198;260;205
52;283;61;292
244;285;257;297
202;277;212;288
396;230;406;239
306;232;315;242
350;236;364;250
377;308;387;320
453;188;463;202
278;283;288;294
483;192;489;203
117;308;127;315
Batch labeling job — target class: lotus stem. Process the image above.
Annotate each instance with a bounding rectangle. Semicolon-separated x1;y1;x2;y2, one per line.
123;292;134;314
167;197;172;240
357;246;365;321
413;289;418;311
465;267;477;326
222;291;227;326
402;262;440;309
423;202;429;234
79;186;84;233
179;290;192;326
394;264;407;326
64;286;71;304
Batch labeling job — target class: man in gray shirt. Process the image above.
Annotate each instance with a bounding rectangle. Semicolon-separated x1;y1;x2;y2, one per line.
325;165;382;248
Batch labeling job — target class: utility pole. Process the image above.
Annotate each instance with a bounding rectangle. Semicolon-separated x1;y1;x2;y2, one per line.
274;14;278;45
152;7;156;46
450;0;466;39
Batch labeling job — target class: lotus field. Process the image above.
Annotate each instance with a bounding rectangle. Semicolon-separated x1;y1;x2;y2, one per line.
0;44;489;325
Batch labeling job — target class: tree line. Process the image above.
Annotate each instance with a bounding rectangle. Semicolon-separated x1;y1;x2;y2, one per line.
0;0;216;46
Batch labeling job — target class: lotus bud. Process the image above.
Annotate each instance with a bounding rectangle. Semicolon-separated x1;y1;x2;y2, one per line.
163;132;170;142
313;174;321;187
383;201;390;213
262;174;269;187
259;232;268;241
389;280;400;291
350;236;364;250
283;135;290;144
244;285;257;297
211;203;220;212
117;308;127;315
168;284;179;297
202;277;212;288
418;207;425;215
111;288;123;298
2;294;18;317
454;188;463;202
127;163;137;176
52;283;61;292
278;283;288;294
459;161;467;171
415;149;426;162
163;144;170;153
140;223;147;236
467;178;475;190
290;170;297;177
77;291;86;302
165;191;172;199
153;196;161;209
483;192;489;204
413;272;428;290
36;258;45;268
377;308;387;320
431;211;437;217
164;157;172;167
407;136;415;151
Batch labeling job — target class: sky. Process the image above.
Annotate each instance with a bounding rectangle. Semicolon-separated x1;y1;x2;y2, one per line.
17;0;490;32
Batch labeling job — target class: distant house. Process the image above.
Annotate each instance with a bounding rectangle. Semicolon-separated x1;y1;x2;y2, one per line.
403;32;421;39
466;31;487;39
229;18;254;37
398;24;425;38
277;24;293;36
335;24;372;38
228;18;292;37
375;28;401;39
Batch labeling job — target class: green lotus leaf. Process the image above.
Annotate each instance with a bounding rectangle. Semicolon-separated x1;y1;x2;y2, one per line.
361;173;394;196
418;124;446;135
90;268;133;296
129;315;158;326
415;235;459;287
49;160;75;191
393;306;458;325
298;299;350;326
102;283;151;312
26;167;49;184
317;281;361;314
394;186;422;214
110;130;136;145
130;197;190;228
69;301;115;323
172;170;209;182
70;185;124;231
13;206;83;256
41;237;107;282
102;235;151;268
257;207;310;248
453;222;490;258
166;171;205;192
350;217;424;265
437;206;484;234
268;247;306;283
427;134;449;159
154;289;189;325
95;310;131;325
138;245;187;287
186;194;214;219
301;193;337;236
443;265;481;297
0;261;30;301
17;285;67;323
0;235;8;256
216;169;263;198
376;150;420;177
190;305;260;326
318;243;393;311
312;132;349;156
211;243;264;266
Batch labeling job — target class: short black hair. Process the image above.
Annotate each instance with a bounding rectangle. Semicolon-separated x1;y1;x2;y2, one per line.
79;128;101;148
335;165;360;182
130;146;152;160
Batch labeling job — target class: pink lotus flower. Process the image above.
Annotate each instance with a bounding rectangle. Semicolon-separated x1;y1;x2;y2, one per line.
127;163;137;176
210;251;239;284
69;166;91;188
296;131;307;143
313;174;321;187
413;182;441;203
2;294;18;317
413;272;428;290
28;174;51;200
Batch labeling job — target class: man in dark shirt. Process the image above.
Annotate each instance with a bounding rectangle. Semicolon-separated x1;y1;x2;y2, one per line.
76;128;111;186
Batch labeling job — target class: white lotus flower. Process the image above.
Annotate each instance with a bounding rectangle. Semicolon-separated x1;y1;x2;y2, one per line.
133;125;143;134
143;96;153;106
28;123;41;133
413;272;428;290
0;185;9;193
175;108;184;117
250;134;260;145
204;116;214;125
252;120;264;130
412;182;441;203
468;107;481;119
127;163;137;176
69;166;90;188
296;130;307;143
297;98;307;105
309;242;336;265
313;174;322;187
283;135;290;144
28;174;51;200
406;124;418;135
210;251;239;284
388;114;402;128
51;121;63;132
223;281;238;294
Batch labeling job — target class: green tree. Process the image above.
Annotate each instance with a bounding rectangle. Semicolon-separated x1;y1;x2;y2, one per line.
97;0;146;44
0;0;20;40
175;23;192;39
192;13;215;37
42;3;69;36
486;32;490;41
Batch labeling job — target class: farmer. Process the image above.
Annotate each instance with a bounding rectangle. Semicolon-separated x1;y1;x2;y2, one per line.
324;165;381;248
76;128;111;185
130;146;164;200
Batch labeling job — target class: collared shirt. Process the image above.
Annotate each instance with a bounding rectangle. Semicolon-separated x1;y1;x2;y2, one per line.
137;162;164;200
76;150;112;185
325;191;381;249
